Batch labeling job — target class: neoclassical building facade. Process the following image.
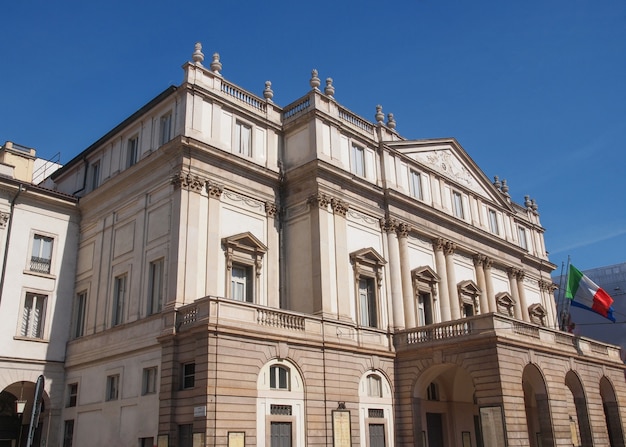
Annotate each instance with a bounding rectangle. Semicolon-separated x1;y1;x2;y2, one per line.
2;43;623;447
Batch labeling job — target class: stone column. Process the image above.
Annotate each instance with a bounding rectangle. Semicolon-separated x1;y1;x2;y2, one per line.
433;238;450;321
398;223;416;328
539;280;558;328
382;218;404;330
516;270;529;322
483;258;496;313
473;255;489;314
205;182;223;297
331;198;351;320
308;193;334;315
265;201;280;309
444;241;460;320
508;268;522;320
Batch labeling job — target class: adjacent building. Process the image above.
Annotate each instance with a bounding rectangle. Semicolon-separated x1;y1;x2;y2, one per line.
1;43;625;447
0;142;79;446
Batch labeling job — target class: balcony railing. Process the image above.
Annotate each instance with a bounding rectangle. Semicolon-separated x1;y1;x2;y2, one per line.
221;79;267;112
395;313;623;362
30;256;51;274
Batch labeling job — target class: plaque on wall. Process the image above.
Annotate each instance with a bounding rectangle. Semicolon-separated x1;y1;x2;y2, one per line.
332;410;351;447
157;434;169;447
228;432;245;447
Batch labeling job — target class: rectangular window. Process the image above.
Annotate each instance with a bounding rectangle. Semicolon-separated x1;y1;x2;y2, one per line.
270;365;290;390
112;274;127;326
488;209;499;234
182;363;195;389
147;259;164;315
452;191;465;219
73;291;87;338
231;264;253;303
106;374;119;401
91;162;100;190
368;423;386;447
234;121;252;156
139;438;154;447
359;278;378;328
160;113;172;145
270;422;292;447
417;292;433;326
142;367;158;395
351;144;365;177
409;170;423;200
20;293;47;338
126;136;139;168
518;226;528;250
63;420;74;447
66;383;78;407
31;234;53;274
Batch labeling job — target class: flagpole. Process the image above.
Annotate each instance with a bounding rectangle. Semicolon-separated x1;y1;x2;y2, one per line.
556;256;571;330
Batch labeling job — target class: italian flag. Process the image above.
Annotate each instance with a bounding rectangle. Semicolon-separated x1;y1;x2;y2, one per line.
566;264;615;322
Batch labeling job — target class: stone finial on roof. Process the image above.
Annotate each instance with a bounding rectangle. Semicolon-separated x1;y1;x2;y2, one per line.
324;78;335;98
263;81;274;102
493;175;501;189
375;105;384;123
192;42;204;66
210;53;222;76
387;113;396;129
531;199;538;212
524;195;532;208
501;179;509;196
310;69;321;90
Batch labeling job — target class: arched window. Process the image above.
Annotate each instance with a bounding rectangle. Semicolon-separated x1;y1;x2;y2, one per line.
270;365;290;390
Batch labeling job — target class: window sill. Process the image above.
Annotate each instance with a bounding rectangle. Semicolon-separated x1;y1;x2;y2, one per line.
13;336;49;343
23;269;56;280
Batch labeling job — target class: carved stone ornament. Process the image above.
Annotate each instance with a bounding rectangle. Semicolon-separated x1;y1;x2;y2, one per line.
0;212;8;229
443;241;456;256
432;237;446;252
307;193;330;209
265;201;278;218
473;254;487;267
396;222;410;238
380;216;397;233
330;198;349;216
207;182;224;198
171;172;206;192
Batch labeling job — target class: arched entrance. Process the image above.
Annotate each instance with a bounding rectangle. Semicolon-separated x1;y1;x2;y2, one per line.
0;382;47;447
600;376;625;447
565;370;592;446
414;363;478;447
522;364;555;447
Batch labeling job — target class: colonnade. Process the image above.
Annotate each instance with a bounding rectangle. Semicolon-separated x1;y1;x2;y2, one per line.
381;217;554;330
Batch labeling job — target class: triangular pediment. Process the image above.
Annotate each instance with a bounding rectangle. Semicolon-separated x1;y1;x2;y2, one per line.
458;279;481;295
411;265;440;283
222;232;267;253
350;247;386;266
387;138;513;210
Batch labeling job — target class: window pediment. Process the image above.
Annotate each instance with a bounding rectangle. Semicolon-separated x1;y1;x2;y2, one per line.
495;292;515;307
222;232;267;255
412;265;440;283
350;247;386;267
458;280;481;296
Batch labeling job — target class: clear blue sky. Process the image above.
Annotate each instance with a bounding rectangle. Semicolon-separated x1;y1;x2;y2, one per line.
1;0;624;272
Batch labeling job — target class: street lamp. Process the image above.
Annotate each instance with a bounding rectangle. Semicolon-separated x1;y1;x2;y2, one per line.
16;381;26;415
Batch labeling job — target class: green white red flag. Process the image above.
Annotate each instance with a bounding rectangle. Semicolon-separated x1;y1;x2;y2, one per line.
565;264;615;322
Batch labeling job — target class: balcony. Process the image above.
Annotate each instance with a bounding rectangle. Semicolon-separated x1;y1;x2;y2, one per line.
394;312;623;363
164;296;392;353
